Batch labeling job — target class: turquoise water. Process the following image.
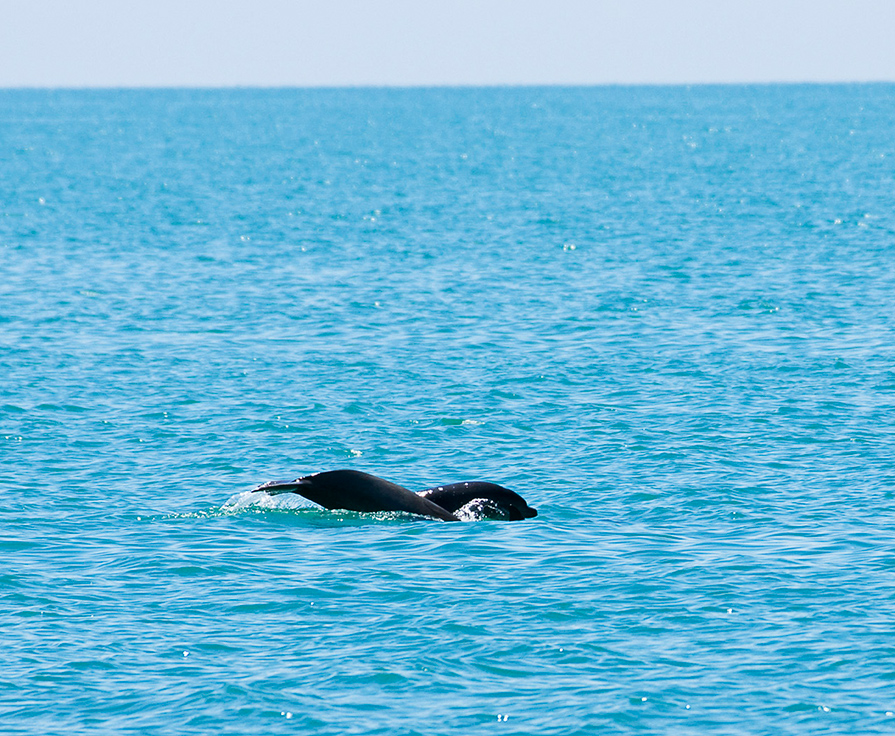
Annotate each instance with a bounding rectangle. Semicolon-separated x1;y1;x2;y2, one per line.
3;85;895;734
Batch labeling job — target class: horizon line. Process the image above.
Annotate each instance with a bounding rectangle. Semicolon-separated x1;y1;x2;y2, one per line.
2;79;894;92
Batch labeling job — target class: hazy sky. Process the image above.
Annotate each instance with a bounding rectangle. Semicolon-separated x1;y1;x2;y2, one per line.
2;0;895;87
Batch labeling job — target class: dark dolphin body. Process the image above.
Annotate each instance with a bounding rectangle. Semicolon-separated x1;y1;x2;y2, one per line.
252;469;536;522
419;482;537;520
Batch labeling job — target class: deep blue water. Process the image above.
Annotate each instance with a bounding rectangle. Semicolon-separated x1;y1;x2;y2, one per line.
3;85;895;734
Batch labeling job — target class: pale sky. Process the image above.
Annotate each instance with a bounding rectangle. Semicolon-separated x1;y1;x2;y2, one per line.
2;0;894;87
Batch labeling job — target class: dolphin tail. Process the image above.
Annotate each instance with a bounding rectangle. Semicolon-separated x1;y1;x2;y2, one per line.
251;479;306;495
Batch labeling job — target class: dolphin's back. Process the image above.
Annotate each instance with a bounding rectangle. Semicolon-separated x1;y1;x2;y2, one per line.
254;469;459;521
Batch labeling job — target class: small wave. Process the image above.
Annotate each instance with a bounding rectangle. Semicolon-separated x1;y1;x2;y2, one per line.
221;490;309;513
453;498;512;521
164;492;435;525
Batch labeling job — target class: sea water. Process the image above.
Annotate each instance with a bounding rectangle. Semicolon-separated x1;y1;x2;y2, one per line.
2;85;895;734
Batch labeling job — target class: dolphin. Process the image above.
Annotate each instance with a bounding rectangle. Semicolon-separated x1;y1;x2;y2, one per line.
252;469;536;521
